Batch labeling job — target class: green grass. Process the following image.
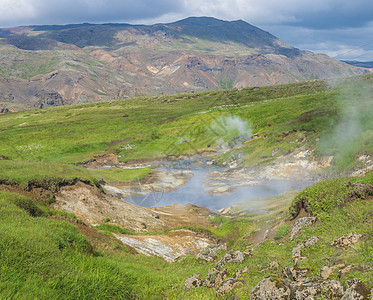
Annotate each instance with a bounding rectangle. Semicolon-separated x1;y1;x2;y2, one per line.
0;160;153;188
0;191;136;299
0;76;372;298
274;224;290;240
0;174;372;299
290;174;373;219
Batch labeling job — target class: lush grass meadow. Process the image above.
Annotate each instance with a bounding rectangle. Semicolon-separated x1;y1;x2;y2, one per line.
0;76;372;298
0;75;372;184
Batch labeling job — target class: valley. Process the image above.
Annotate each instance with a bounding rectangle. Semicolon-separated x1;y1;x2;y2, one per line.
0;75;372;298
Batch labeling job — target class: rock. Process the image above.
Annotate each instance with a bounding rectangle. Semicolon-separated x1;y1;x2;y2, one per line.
331;233;364;250
320;264;345;279
195;243;228;262
233;266;249;280
282;266;294;281
338;265;355;279
337;265;372;280
243;248;253;257
341;279;370;300
293;277;322;300
281;266;310;281
268;261;280;270
251;276;292;300
216;278;242;297
184;274;203;290
292;236;319;262
292;278;344;300
203;268;228;288
272;147;280;156
216;250;245;269
321;280;344;299
291;217;317;241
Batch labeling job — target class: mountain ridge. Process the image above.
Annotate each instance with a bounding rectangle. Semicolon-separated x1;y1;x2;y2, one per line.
0;17;370;111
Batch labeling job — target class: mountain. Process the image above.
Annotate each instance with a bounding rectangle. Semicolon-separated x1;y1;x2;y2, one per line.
0;17;370;110
342;60;373;68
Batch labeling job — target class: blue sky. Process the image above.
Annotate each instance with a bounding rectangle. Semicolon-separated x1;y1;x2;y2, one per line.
1;0;373;61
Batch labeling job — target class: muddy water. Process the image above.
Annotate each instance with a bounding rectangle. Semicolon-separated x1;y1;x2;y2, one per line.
125;158;311;211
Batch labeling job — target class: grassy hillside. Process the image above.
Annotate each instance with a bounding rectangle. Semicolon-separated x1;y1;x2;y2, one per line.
0;175;371;299
0;76;372;298
0;75;372;183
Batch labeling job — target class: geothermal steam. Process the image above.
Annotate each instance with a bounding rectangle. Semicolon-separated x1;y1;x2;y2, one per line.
209;115;252;151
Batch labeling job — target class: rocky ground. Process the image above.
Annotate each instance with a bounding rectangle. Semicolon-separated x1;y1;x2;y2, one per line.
184;216;372;299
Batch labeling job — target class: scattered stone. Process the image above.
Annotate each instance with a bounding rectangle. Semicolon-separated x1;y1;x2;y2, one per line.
291;217;317;241
216;278;242;297
251;276;292;300
272;147;280;156
184;274;203;290
203;268;228;288
268;261;280;270
243;248;253;257
338;265;355;280
341;278;370;300
321;280;344;299
293;277;322;300
338;265;373;280
216;250;245;269
233;266;249;280
331;233;364;250
292;278;344;300
292;236;319;263
281;266;310;281
320;264;345;279
195;243;228;262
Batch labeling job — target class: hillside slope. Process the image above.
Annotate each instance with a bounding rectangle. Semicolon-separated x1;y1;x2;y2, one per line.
0;76;372;298
0;17;370;111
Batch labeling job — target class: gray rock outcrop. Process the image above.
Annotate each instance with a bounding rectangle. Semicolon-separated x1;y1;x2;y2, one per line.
331;233;364;250
184;274;203;290
292;236;319;263
251;276;292;300
215;250;245;268
291;217;317;241
341;279;370;300
195;243;228;262
216;278;243;297
203;268;228;288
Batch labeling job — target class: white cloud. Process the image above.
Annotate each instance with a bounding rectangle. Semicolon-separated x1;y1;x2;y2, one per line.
0;0;36;25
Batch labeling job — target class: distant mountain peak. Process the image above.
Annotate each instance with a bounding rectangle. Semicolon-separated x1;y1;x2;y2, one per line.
0;17;370;110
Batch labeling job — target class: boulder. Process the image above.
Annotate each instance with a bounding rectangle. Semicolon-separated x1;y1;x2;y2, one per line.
216;250;245;269
331;233;364;250
292;236;319;263
292;278;344;300
216;278;242;297
282;266;310;281
341;279;370;300
268;261;280;270
184;274;203;290
291;217;317;241
203;268;228;288
321;280;345;299
337;265;372;280
320;264;345;279
233;266;249;280
293;277;322;300
195;243;228;262
251;276;292;300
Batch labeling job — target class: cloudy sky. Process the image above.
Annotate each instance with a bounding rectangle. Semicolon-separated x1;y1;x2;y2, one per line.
1;0;373;61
